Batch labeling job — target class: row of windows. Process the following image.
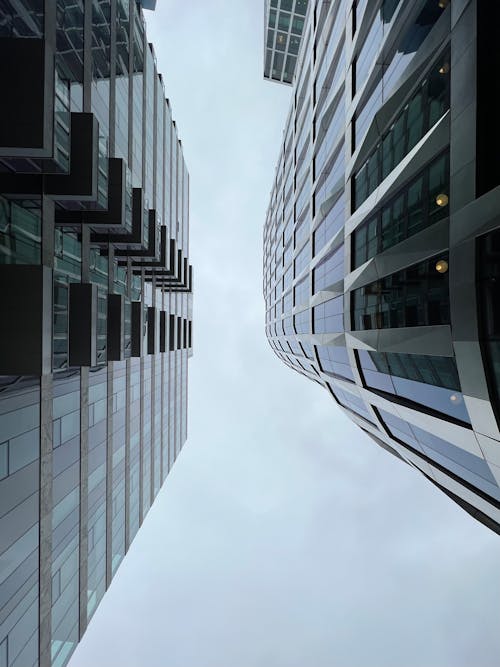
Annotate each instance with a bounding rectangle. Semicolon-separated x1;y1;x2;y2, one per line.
353;0;449;151
357;350;470;424
317;346;354;382
351;254;449;331
330;384;377;424
352;152;449;268
267;328;471;428
313;295;344;334
313;243;344;292
378;408;500;500
271;242;454;348
353;51;450;210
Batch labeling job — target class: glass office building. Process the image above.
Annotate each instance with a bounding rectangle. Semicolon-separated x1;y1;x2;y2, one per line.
0;2;192;667
263;0;500;533
264;0;309;84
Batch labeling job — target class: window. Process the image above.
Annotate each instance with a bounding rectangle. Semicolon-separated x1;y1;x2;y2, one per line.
313;296;344;333
317;346;355;381
352;152;449;268
330;384;376;423
357;350;471;423
294;309;309;334
378;409;500;499
313;195;344;255
294;275;310;307
282;290;292;314
313;244;344;292
353;51;450;210
294;240;310;277
351;255;450;330
353;217;377;267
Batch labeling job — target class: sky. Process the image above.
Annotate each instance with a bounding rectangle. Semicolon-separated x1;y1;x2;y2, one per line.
69;2;500;666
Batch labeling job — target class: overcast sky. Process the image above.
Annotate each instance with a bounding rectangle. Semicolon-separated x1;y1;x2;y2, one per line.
69;2;500;666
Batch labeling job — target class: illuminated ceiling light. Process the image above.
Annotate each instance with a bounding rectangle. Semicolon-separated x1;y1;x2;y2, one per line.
436;193;449;207
435;259;449;274
438;0;449;8
439;62;450;74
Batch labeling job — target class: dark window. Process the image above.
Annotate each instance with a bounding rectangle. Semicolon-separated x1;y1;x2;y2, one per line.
351;152;449;268
351;254;450;330
352;50;450;210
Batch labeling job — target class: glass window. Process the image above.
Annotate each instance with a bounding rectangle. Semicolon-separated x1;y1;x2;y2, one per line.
294;240;310;277
0;197;42;266
275;31;287;50
278;12;290;31
353;50;450;210
294;275;310;307
0;441;7;480
291;15;304;35
317;346;355;381
295;0;307;14
352;152;449;269
8;428;39;473
331;385;376;423
313;244;344;292
313;296;344;333
294;309;309;334
352;254;450;330
381;193;405;250
358;350;471;423
313;195;344;256
406;89;424;151
378;409;500;499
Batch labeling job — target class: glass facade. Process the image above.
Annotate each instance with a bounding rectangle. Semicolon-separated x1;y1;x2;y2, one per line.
263;0;500;532
0;3;193;667
351;255;450;331
352;152;449;268
264;0;308;84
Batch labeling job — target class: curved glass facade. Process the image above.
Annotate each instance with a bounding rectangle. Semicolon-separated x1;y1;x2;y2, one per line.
263;0;500;533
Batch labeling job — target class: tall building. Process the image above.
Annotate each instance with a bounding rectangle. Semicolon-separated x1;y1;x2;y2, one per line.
264;0;308;84
0;2;192;667
263;0;500;533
